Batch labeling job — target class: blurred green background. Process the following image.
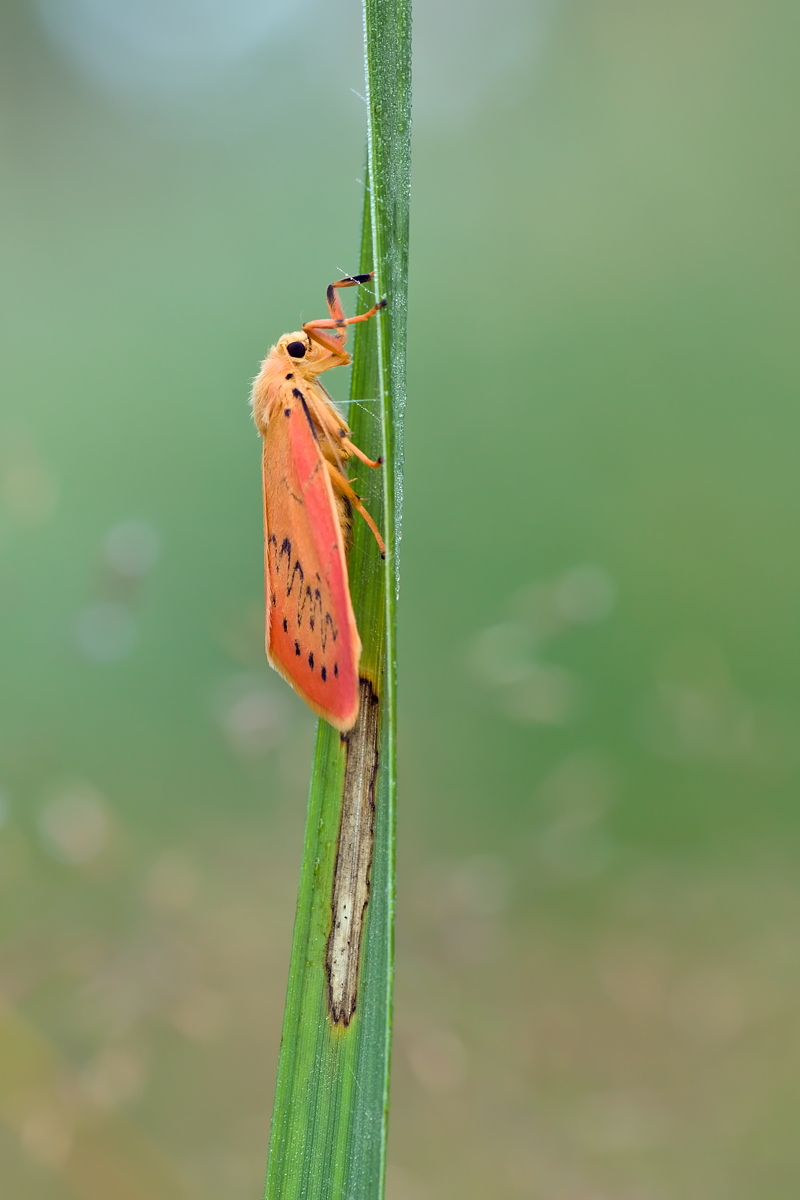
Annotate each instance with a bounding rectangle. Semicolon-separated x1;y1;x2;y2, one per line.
1;0;799;1196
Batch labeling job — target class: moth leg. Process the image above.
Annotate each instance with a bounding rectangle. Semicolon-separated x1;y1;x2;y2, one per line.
300;281;355;358
302;273;385;374
329;468;386;557
349;495;386;559
326;273;376;323
303;299;386;359
303;328;350;363
341;438;383;469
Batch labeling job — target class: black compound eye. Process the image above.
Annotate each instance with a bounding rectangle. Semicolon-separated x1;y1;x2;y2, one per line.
286;340;307;359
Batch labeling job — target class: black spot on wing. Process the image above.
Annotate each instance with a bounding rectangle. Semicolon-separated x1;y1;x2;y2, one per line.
298;583;324;640
289;560;304;598
274;538;292;580
292;388;319;442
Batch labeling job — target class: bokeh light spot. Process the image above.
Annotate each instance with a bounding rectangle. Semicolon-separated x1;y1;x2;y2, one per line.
34;0;300;99
76;601;138;661
470;621;536;686
555;566;616;625
0;436;59;525
213;673;289;755
571;1089;669;1153
144;851;199;912
171;986;228;1042
83;1044;148;1109
447;854;511;917
103;519;160;577
406;1026;467;1094
20;1109;73;1167
39;784;110;865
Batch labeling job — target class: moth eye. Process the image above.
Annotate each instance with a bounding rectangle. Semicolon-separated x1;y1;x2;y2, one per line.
286;340;307;359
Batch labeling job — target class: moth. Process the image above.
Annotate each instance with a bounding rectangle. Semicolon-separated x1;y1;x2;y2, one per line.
250;274;385;732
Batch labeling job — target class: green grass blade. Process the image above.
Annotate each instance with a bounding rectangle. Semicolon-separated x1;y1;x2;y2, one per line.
263;1;411;1198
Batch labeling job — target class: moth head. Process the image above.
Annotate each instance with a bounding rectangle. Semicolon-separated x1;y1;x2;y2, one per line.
276;331;338;376
278;332;327;374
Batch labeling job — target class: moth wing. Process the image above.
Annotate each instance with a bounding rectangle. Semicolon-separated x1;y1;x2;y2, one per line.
262;391;361;731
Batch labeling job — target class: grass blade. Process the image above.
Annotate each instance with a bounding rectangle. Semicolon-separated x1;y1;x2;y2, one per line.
263;2;411;1198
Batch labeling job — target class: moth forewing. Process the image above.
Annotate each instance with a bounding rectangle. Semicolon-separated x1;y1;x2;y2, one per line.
259;382;361;732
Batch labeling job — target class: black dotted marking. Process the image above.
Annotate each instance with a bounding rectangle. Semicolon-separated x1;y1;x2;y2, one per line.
285;373;294;380
308;652;314;671
284;408;291;417
321;666;327;682
334;663;339;678
294;641;300;656
309;587;322;632
288;559;304;596
282;618;288;633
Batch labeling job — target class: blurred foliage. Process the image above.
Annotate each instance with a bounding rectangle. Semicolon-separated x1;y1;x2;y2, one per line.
0;0;799;1198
